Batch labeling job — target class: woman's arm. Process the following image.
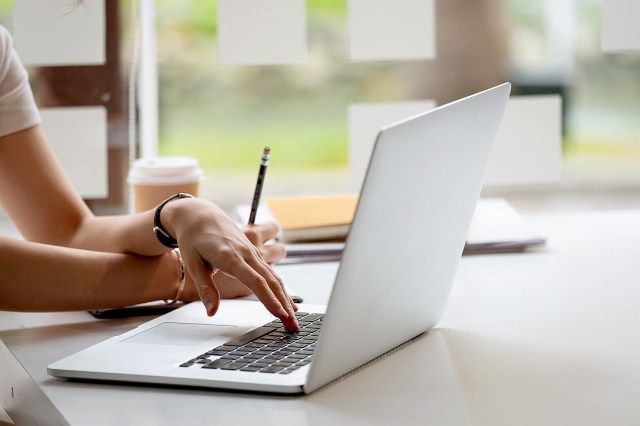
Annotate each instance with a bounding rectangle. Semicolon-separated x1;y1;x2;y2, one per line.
0;237;182;312
0;125;164;254
0;126;298;329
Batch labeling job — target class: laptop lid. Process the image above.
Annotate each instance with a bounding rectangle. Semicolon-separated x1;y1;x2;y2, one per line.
47;83;510;394
304;83;511;393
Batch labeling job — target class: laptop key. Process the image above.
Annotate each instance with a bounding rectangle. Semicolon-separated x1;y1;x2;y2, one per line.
206;350;230;356
220;354;242;360
288;343;307;349
262;354;283;361
242;354;263;360
202;358;233;369
288;354;307;360
250;362;271;369
299;314;324;322
225;326;279;347
270;362;289;368
221;362;250;370
212;345;237;352
240;366;262;372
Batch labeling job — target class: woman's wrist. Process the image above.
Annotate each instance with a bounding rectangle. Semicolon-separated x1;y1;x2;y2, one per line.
144;250;184;303
153;193;194;249
155;195;205;248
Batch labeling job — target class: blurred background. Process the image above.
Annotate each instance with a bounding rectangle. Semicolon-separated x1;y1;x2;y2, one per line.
2;0;640;214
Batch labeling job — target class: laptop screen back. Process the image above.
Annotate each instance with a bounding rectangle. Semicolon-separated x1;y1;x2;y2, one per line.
305;83;511;393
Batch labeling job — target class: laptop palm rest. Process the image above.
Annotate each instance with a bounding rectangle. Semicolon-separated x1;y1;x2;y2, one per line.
123;322;238;347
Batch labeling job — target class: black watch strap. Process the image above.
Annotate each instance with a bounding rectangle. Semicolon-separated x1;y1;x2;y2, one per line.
153;193;194;248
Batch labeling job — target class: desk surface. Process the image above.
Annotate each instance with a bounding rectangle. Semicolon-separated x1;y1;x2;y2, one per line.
2;209;640;425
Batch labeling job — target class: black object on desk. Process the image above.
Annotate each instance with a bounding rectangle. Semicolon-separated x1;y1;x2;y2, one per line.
89;302;185;319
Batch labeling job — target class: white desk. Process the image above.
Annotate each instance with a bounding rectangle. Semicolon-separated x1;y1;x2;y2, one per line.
2;209;640;425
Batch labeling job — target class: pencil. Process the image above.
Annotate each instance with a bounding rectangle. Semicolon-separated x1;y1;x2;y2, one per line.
248;147;270;225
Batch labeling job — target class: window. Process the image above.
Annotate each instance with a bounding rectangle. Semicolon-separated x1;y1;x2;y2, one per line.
3;1;639;215
0;0;135;214
155;0;640;214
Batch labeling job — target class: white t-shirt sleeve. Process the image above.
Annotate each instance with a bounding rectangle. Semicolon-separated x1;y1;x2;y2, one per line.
0;25;41;138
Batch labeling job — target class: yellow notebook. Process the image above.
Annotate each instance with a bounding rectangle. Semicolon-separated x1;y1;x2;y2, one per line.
266;194;359;242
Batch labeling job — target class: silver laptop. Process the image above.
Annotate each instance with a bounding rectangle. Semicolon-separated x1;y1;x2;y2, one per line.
48;83;511;394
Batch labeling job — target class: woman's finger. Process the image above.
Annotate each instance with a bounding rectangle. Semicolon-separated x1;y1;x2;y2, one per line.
183;250;221;316
242;256;298;330
260;243;287;265
243;222;279;245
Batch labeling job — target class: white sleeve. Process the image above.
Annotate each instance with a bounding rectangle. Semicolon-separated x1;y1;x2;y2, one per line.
0;25;41;138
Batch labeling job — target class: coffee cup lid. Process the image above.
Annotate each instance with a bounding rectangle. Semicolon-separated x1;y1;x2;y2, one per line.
128;156;204;185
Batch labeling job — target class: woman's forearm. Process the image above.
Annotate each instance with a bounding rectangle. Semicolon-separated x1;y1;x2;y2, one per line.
0;126;169;257
69;210;169;256
0;237;179;311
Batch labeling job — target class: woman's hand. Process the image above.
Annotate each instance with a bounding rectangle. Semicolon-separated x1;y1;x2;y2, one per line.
180;222;287;300
242;222;287;265
162;198;298;330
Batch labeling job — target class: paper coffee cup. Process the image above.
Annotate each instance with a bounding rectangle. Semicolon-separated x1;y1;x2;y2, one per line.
128;156;204;213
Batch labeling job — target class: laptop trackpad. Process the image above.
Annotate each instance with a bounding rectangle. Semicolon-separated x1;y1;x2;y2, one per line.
123;322;237;347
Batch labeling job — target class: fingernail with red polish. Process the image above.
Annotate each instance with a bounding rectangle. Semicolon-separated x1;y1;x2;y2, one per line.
205;300;215;316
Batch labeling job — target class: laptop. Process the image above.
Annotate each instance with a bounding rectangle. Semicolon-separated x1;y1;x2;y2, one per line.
48;83;511;394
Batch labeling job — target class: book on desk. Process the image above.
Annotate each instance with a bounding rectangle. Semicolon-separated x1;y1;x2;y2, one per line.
236;194;546;263
265;194;358;243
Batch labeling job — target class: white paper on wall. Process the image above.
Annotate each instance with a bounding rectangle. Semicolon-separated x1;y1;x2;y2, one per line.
348;100;436;192
13;0;106;67
601;0;640;52
217;0;307;65
484;95;563;186
40;106;108;199
349;0;436;62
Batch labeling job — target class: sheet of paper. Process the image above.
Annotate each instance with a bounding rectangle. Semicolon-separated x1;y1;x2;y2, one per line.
601;0;640;52
237;198;546;261
349;0;436;61
235;203;275;226
40;106;108;199
348;100;436;192
13;0;106;66
468;198;545;244
484;95;563;186
217;0;306;65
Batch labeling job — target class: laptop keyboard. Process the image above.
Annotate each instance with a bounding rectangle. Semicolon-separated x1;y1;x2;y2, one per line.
179;312;323;375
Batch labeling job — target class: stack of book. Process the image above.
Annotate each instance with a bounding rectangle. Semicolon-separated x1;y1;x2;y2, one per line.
237;195;546;264
265;194;358;243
